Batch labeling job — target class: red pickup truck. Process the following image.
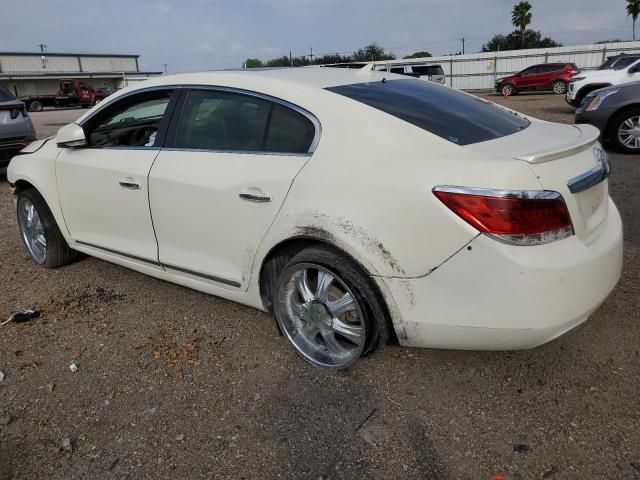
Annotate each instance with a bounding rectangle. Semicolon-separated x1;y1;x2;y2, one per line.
21;79;101;112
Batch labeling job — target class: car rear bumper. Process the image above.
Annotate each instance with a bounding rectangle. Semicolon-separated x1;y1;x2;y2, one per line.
379;198;623;350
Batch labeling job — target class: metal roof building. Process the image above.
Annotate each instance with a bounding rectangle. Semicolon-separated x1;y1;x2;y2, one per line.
0;51;162;97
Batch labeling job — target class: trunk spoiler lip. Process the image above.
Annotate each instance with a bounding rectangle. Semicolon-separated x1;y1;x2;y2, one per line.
514;124;600;164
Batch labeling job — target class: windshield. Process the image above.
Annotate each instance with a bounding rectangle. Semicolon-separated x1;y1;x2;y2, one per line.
327;79;530;146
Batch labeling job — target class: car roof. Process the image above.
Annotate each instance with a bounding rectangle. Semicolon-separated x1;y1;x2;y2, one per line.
129;67;386;91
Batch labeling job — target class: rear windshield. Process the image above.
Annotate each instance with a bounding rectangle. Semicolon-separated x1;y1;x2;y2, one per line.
412;65;444;76
0;85;16;102
326;79;529;146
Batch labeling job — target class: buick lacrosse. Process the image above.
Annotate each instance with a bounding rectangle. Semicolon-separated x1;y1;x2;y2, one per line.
8;67;623;369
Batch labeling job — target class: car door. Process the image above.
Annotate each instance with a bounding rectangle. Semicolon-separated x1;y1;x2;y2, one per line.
56;88;178;263
148;87;320;289
516;66;540;89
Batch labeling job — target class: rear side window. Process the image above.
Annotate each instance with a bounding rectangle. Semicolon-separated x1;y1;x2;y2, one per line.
174;90;271;151
390;67;405;74
327;79;529;146
0;85;16;102
172;89;316;153
264;104;316;153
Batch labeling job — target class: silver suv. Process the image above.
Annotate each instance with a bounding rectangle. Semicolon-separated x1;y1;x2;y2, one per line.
0;85;36;169
376;63;446;84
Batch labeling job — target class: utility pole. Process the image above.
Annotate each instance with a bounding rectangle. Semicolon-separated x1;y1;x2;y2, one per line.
289;51;293;67
460;38;465;55
163;63;168;75
37;43;47;53
308;47;314;63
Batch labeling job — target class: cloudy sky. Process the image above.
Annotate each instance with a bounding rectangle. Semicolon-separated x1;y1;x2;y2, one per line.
0;0;633;72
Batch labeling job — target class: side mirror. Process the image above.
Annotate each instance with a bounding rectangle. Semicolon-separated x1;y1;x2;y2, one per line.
56;123;87;148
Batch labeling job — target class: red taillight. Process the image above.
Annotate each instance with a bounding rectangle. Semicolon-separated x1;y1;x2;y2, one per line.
433;186;574;245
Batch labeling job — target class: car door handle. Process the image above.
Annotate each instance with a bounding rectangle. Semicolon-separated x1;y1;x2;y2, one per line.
118;179;141;190
239;192;272;202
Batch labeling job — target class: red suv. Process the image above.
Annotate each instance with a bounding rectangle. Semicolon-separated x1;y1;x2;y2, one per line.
495;63;580;96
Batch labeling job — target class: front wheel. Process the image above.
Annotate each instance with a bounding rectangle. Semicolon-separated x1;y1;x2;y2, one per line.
273;246;388;369
501;84;516;97
552;80;567;94
609;108;640;154
16;189;79;268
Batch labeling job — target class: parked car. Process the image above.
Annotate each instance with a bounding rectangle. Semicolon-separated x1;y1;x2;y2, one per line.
94;87;115;103
566;55;640;107
8;69;622;369
376;63;446;84
576;81;640;153
495;63;580;96
0;85;36;169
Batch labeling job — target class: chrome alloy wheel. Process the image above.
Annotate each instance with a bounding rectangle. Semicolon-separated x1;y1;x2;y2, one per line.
618;116;640;150
553;81;567;94
275;263;365;369
17;197;47;264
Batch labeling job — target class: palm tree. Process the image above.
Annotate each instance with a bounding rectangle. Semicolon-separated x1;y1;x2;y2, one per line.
627;0;640;41
512;1;533;48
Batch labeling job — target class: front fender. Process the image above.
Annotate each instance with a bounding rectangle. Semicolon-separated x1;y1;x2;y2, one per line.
7;142;70;241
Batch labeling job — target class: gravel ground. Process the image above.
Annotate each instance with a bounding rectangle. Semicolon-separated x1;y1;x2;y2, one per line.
0;94;639;480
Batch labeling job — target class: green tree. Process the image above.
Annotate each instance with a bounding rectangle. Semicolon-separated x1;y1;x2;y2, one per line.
244;58;264;68
403;51;432;59
627;0;640;41
595;39;623;44
351;43;395;62
482;29;561;51
512;1;533;47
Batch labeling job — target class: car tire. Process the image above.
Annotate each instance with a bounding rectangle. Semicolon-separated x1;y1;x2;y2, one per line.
608;107;640;154
16;188;79;268
501;84;516;97
29;101;43;112
273;245;390;369
552;80;567;94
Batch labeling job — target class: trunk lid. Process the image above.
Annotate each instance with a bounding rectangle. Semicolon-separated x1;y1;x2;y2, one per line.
468;120;608;245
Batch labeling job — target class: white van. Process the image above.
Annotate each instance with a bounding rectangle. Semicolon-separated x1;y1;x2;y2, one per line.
376;63;446;84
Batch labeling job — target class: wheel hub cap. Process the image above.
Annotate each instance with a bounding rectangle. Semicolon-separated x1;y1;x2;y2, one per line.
275;264;365;369
618;116;640;149
17;198;47;264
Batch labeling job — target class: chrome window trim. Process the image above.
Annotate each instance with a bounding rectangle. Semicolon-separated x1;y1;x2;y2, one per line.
432;185;562;200
79;83;322;155
78;85;180;127
181;84;322;154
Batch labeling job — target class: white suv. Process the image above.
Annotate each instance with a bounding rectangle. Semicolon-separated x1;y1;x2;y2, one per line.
376;63;446;84
566;55;640;107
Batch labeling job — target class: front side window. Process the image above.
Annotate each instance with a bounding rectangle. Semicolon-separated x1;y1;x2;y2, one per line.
327;78;529;146
520;66;539;76
89;93;172;147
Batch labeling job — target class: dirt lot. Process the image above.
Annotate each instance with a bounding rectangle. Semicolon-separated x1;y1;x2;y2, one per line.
1;95;639;480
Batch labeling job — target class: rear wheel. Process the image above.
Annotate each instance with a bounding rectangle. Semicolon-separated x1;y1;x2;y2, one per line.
609;107;640;154
273;246;388;369
29;101;43;112
501;84;516;97
16;189;79;268
552;80;567;94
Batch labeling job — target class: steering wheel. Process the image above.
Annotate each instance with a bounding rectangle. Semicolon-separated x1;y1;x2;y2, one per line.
131;127;157;146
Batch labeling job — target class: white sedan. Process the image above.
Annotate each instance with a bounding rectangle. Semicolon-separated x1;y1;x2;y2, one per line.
8;68;623;369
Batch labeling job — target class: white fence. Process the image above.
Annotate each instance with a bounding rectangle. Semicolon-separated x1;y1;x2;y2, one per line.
375;41;640;90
